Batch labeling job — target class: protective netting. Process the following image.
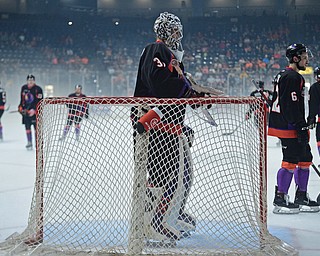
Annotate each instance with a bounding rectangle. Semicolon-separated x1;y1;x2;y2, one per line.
0;97;297;255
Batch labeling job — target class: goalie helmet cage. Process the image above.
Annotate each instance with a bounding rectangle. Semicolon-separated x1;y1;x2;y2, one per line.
0;96;297;256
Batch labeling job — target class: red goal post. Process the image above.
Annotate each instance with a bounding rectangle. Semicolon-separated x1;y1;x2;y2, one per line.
0;96;297;255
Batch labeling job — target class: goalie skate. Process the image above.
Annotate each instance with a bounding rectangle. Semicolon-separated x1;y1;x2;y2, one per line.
294;190;320;213
144;210;181;242
174;211;196;238
146;239;176;248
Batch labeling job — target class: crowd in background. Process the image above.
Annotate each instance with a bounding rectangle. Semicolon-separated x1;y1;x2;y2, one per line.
0;12;320;99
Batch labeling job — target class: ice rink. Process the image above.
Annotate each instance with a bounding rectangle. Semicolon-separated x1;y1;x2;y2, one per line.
1;108;320;256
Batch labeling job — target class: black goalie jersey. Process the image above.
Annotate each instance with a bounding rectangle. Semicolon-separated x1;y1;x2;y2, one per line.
133;40;192;125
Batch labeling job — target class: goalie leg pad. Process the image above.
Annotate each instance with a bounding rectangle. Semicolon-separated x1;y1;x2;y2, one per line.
144;135;196;241
144;187;181;241
145;182;186;241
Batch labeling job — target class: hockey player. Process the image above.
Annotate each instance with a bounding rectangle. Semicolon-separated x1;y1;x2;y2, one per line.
18;74;43;149
245;80;281;146
307;67;320;162
59;84;89;141
131;12;194;242
268;43;319;214
0;82;6;141
131;12;221;242
245;80;273;123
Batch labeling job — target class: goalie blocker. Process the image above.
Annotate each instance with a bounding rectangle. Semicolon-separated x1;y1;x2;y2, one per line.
134;107;196;241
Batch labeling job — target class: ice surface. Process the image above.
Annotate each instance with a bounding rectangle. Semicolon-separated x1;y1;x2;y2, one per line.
1;111;320;255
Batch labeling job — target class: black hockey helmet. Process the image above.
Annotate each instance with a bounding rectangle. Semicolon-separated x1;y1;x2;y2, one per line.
75;84;82;90
27;74;35;81
285;43;308;63
314;66;320;79
257;81;264;89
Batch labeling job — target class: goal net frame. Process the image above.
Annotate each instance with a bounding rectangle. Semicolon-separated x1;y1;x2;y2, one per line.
0;96;298;255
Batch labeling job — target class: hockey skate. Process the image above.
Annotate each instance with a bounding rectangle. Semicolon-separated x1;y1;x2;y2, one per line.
25;142;33;150
273;186;299;214
294;189;320;213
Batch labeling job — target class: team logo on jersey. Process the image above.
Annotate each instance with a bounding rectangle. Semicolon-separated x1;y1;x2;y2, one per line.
25;92;34;104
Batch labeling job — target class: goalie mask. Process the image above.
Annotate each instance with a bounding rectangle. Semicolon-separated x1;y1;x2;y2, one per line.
154;12;184;61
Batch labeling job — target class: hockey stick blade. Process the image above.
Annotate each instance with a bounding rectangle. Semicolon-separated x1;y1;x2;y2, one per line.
8;110;19;114
311;163;320;205
201;108;218;126
311;163;320;178
222;126;240;136
4;104;10;111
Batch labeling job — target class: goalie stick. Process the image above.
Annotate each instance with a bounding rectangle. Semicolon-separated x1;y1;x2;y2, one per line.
222;125;241;136
191;107;218;127
171;59;220;127
171;59;223;96
201;108;218;127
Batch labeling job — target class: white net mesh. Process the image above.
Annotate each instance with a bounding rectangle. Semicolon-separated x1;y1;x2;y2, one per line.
0;97;297;255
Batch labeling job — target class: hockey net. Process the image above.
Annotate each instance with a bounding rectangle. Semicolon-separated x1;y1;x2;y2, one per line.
0;97;297;255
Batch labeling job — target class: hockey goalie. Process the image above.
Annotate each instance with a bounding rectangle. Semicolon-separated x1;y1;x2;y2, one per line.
130;11;222;243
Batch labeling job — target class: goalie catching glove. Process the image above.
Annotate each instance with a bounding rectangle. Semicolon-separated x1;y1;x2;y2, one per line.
171;59;223;97
184;72;224;96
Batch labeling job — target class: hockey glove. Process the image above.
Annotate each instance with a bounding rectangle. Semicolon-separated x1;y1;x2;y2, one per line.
18;106;27;116
307;116;316;129
295;121;309;145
